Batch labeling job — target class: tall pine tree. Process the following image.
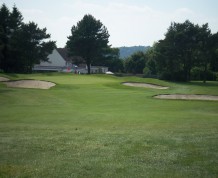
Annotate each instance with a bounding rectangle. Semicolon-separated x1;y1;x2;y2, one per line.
67;14;110;74
0;4;10;71
0;4;56;73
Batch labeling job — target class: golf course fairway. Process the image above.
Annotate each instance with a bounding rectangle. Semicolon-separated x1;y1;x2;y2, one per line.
0;73;218;177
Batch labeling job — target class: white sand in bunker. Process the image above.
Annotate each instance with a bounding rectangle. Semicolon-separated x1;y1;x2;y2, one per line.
4;80;56;89
0;77;10;82
154;94;218;101
122;82;169;89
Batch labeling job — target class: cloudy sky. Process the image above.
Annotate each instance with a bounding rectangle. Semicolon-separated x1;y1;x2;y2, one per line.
1;0;218;47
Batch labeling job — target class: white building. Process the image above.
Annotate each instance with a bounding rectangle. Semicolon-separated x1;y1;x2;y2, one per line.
33;48;108;74
89;66;108;74
33;49;67;72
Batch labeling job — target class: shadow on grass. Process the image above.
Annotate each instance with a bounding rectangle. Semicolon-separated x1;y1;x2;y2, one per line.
0;88;14;94
174;81;218;87
44;72;59;76
4;73;19;78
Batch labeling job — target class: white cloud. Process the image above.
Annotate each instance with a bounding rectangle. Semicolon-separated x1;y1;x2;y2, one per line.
22;9;44;15
65;2;205;47
21;8;49;26
13;1;218;47
171;8;198;23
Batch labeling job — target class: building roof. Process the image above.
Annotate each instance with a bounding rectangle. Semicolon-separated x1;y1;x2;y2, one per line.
56;48;84;64
56;48;71;62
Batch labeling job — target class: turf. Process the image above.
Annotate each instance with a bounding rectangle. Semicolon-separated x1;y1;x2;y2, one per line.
0;73;218;177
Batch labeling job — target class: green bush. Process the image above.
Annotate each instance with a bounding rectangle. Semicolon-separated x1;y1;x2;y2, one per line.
143;67;151;77
216;72;218;81
159;71;186;81
191;67;216;81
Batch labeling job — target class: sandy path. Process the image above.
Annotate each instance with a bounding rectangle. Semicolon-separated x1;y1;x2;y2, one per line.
154;94;218;101
3;80;56;89
123;82;169;89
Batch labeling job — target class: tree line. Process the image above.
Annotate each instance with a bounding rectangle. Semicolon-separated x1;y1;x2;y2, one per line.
1;4;217;82
66;14;125;74
122;20;218;82
0;4;56;73
66;14;218;82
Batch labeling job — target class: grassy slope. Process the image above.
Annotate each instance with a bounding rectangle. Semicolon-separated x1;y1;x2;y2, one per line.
0;73;218;178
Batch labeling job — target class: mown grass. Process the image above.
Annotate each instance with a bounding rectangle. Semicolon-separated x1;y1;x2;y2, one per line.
0;73;218;177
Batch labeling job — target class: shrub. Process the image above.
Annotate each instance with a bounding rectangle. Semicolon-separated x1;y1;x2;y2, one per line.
143;67;151;77
191;67;216;81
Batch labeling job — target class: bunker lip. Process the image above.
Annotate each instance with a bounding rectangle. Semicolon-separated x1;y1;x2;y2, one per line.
3;79;56;89
0;77;10;82
154;94;218;101
122;82;169;89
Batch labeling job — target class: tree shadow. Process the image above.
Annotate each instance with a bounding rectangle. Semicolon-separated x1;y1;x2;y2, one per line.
0;88;14;94
5;73;19;78
175;81;218;87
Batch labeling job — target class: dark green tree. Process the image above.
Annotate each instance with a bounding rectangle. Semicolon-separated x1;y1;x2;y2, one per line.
9;5;23;30
12;22;56;73
194;23;212;83
209;32;218;73
0;4;56;73
163;21;198;81
66;14;110;74
0;4;10;71
100;47;124;72
155;38;184;81
145;45;157;76
4;5;23;72
154;20;214;81
125;51;146;74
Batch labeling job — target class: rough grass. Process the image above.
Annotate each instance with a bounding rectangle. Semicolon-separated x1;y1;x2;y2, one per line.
0;73;218;178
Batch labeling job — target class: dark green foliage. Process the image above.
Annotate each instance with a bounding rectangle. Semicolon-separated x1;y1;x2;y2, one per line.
0;4;11;72
67;14;110;74
143;66;151;77
155;21;198;81
108;58;124;73
99;47;124;72
125;51;146;74
12;22;56;73
191;67;216;81
0;4;55;73
209;32;218;72
145;46;157;76
124;48;158;76
153;20;218;82
194;23;212;83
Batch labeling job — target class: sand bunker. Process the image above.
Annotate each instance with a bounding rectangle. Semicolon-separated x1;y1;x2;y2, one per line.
154;94;218;101
0;77;10;82
123;82;169;89
3;80;55;89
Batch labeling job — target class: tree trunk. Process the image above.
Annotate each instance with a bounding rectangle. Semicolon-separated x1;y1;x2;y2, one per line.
203;63;207;83
2;45;9;72
87;62;91;74
187;67;191;81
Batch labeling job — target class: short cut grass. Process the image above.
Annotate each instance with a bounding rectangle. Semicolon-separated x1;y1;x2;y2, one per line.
0;73;218;177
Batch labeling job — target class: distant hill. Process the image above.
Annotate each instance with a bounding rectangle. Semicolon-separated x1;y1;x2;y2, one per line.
119;46;150;59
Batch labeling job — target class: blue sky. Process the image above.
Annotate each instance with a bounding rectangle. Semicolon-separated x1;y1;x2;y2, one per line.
1;0;218;47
